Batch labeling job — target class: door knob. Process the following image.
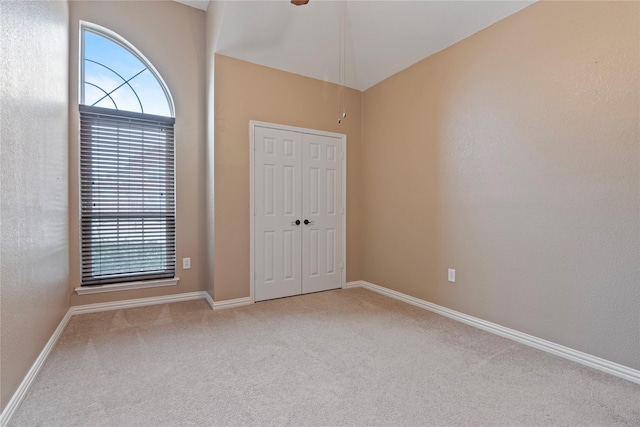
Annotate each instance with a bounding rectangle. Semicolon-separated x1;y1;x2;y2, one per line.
291;219;301;226
304;219;315;225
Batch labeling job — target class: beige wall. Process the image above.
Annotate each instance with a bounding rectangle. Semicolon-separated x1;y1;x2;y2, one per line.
362;1;639;369
0;0;70;410
68;0;206;305
214;55;362;301
204;1;226;300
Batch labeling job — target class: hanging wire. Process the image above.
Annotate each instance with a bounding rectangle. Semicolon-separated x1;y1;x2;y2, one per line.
338;0;347;124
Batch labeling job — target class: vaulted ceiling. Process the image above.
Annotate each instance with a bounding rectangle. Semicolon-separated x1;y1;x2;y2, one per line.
179;0;535;91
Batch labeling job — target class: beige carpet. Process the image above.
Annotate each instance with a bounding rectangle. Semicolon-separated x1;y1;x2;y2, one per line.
10;288;640;426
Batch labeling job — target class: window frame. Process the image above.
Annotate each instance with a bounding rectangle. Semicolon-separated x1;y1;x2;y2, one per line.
76;22;178;293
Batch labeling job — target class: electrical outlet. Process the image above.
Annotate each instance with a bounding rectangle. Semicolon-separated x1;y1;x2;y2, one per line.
183;257;191;269
448;269;456;283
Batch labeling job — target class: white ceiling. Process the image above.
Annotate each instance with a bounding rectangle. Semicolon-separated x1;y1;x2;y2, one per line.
193;1;536;91
174;0;209;11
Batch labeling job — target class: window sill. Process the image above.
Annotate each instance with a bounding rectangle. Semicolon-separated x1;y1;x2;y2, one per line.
75;277;179;295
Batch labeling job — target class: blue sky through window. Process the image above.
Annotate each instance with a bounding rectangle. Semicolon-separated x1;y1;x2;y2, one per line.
83;30;171;117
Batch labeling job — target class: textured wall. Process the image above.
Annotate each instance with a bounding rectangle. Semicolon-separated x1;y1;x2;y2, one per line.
68;1;206;305
214;55;362;301
204;1;227;300
362;1;640;369
0;0;70;410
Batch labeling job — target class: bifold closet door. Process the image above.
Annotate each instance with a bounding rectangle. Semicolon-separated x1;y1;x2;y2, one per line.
254;127;303;302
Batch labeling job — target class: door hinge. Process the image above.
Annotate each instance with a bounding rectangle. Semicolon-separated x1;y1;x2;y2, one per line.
341;151;345;160
341;206;344;215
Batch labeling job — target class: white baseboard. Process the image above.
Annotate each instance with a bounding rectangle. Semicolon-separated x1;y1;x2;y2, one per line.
0;290;250;426
70;291;207;315
203;291;215;310
212;296;252;310
346;280;640;385
0;310;73;427
199;291;252;310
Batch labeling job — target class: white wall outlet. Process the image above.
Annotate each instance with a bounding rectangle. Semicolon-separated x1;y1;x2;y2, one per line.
182;257;191;269
448;269;456;283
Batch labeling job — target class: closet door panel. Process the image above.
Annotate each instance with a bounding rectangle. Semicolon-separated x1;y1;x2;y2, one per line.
301;133;343;294
254;127;303;302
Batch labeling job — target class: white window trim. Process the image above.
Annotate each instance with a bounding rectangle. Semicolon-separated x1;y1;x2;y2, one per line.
75;277;180;295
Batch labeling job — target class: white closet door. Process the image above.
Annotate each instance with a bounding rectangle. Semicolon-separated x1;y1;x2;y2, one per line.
301;133;343;294
254;127;303;302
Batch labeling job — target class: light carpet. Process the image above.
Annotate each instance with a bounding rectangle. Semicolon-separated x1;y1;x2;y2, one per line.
10;288;640;426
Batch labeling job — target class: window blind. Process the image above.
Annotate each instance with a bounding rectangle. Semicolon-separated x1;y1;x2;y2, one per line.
80;105;176;286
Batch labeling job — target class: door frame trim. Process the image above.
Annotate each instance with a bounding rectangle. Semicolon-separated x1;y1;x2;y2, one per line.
249;120;347;304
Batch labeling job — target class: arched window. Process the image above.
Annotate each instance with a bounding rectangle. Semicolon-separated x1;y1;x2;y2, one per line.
79;23;176;289
81;24;174;117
